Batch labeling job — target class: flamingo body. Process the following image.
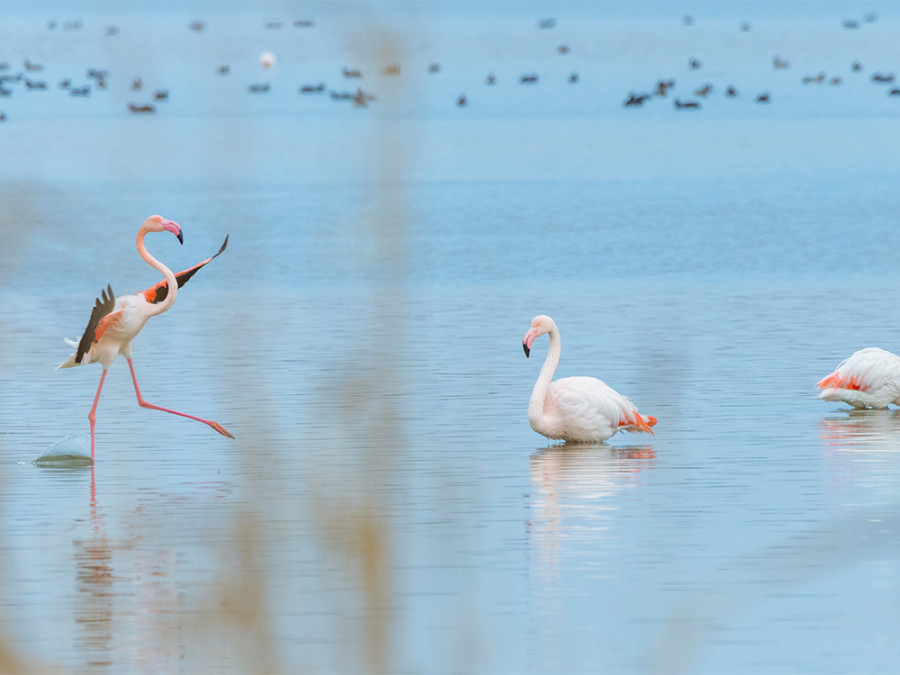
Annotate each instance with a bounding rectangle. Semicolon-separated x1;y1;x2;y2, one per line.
535;376;654;442
818;347;900;409
523;315;656;443
60;290;156;369
59;215;234;461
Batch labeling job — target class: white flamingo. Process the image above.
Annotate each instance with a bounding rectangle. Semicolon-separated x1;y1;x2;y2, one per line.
59;215;234;461
522;315;656;442
817;347;900;409
260;51;276;69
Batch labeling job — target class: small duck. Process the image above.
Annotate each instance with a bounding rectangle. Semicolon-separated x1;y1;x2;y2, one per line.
655;79;675;97
623;92;649;107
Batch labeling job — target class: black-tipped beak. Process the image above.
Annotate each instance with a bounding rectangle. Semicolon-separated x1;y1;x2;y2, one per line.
176;231;184;244
523;342;531;358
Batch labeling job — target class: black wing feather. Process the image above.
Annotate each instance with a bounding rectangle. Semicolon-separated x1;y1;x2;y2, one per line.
146;235;229;304
76;284;115;364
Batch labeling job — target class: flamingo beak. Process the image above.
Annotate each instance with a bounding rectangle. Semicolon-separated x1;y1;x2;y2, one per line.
161;219;183;244
523;327;538;358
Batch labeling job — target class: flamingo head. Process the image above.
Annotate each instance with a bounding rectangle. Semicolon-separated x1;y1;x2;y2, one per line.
143;215;183;244
523;314;555;357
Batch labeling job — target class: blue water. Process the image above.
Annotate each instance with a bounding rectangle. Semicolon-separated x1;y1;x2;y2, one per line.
1;2;900;674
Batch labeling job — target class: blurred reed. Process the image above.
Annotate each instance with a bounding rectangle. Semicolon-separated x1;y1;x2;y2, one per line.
0;183;54;672
195;29;414;674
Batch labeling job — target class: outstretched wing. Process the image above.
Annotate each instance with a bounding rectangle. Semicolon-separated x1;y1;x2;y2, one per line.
76;284;116;364
142;235;229;304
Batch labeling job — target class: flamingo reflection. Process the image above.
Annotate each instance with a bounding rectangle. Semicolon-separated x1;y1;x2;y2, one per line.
72;467;183;672
820;410;900;506
528;444;655;670
819;409;900;452
529;444;656;560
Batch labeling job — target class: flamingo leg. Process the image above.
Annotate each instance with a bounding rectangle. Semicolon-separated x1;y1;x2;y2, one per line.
88;369;108;463
126;358;234;438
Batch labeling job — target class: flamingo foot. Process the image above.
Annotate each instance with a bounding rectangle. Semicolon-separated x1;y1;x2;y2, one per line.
209;421;235;439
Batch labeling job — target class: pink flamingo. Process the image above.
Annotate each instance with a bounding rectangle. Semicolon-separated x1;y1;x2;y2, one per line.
817;347;900;409
59;216;234;461
522;315;656;442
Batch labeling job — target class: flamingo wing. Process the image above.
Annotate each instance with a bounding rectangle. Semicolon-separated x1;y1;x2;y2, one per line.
142;235;229;304
549;377;654;438
75;284;117;364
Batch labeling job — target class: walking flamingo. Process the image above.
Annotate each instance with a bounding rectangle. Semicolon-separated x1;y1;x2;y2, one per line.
59;215;234;461
522;315;657;442
817;347;900;408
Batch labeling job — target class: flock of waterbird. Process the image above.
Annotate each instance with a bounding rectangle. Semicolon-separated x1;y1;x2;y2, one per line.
59;215;900;460
1;10;898;123
624;12;899;110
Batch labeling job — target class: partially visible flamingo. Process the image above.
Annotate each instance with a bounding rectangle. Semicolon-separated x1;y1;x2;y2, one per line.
522;315;657;443
260;51;276;69
59;215;234;461
817;347;900;409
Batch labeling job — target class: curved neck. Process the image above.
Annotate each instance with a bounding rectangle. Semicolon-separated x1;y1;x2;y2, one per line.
529;327;561;427
138;227;177;315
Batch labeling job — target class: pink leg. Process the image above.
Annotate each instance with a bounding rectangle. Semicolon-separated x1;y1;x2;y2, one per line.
88;370;108;463
126;358;234;438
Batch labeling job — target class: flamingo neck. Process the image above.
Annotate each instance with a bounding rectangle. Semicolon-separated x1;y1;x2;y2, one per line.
529;327;561;430
137;226;177;315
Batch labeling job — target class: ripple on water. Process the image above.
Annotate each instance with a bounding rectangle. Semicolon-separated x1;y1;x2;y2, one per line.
33;434;92;468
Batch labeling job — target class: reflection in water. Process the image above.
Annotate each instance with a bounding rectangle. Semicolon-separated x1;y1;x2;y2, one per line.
645;415;900;674
819;409;900;452
528;444;655;672
529;444;656;563
820;409;900;510
73;471;115;669
70;470;224;673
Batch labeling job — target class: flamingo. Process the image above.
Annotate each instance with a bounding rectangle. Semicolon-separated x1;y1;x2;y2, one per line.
260;51;276;69
58;215;234;461
522;315;657;443
817;347;900;409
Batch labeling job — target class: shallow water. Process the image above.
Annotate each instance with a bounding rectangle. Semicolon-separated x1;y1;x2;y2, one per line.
2;2;900;673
